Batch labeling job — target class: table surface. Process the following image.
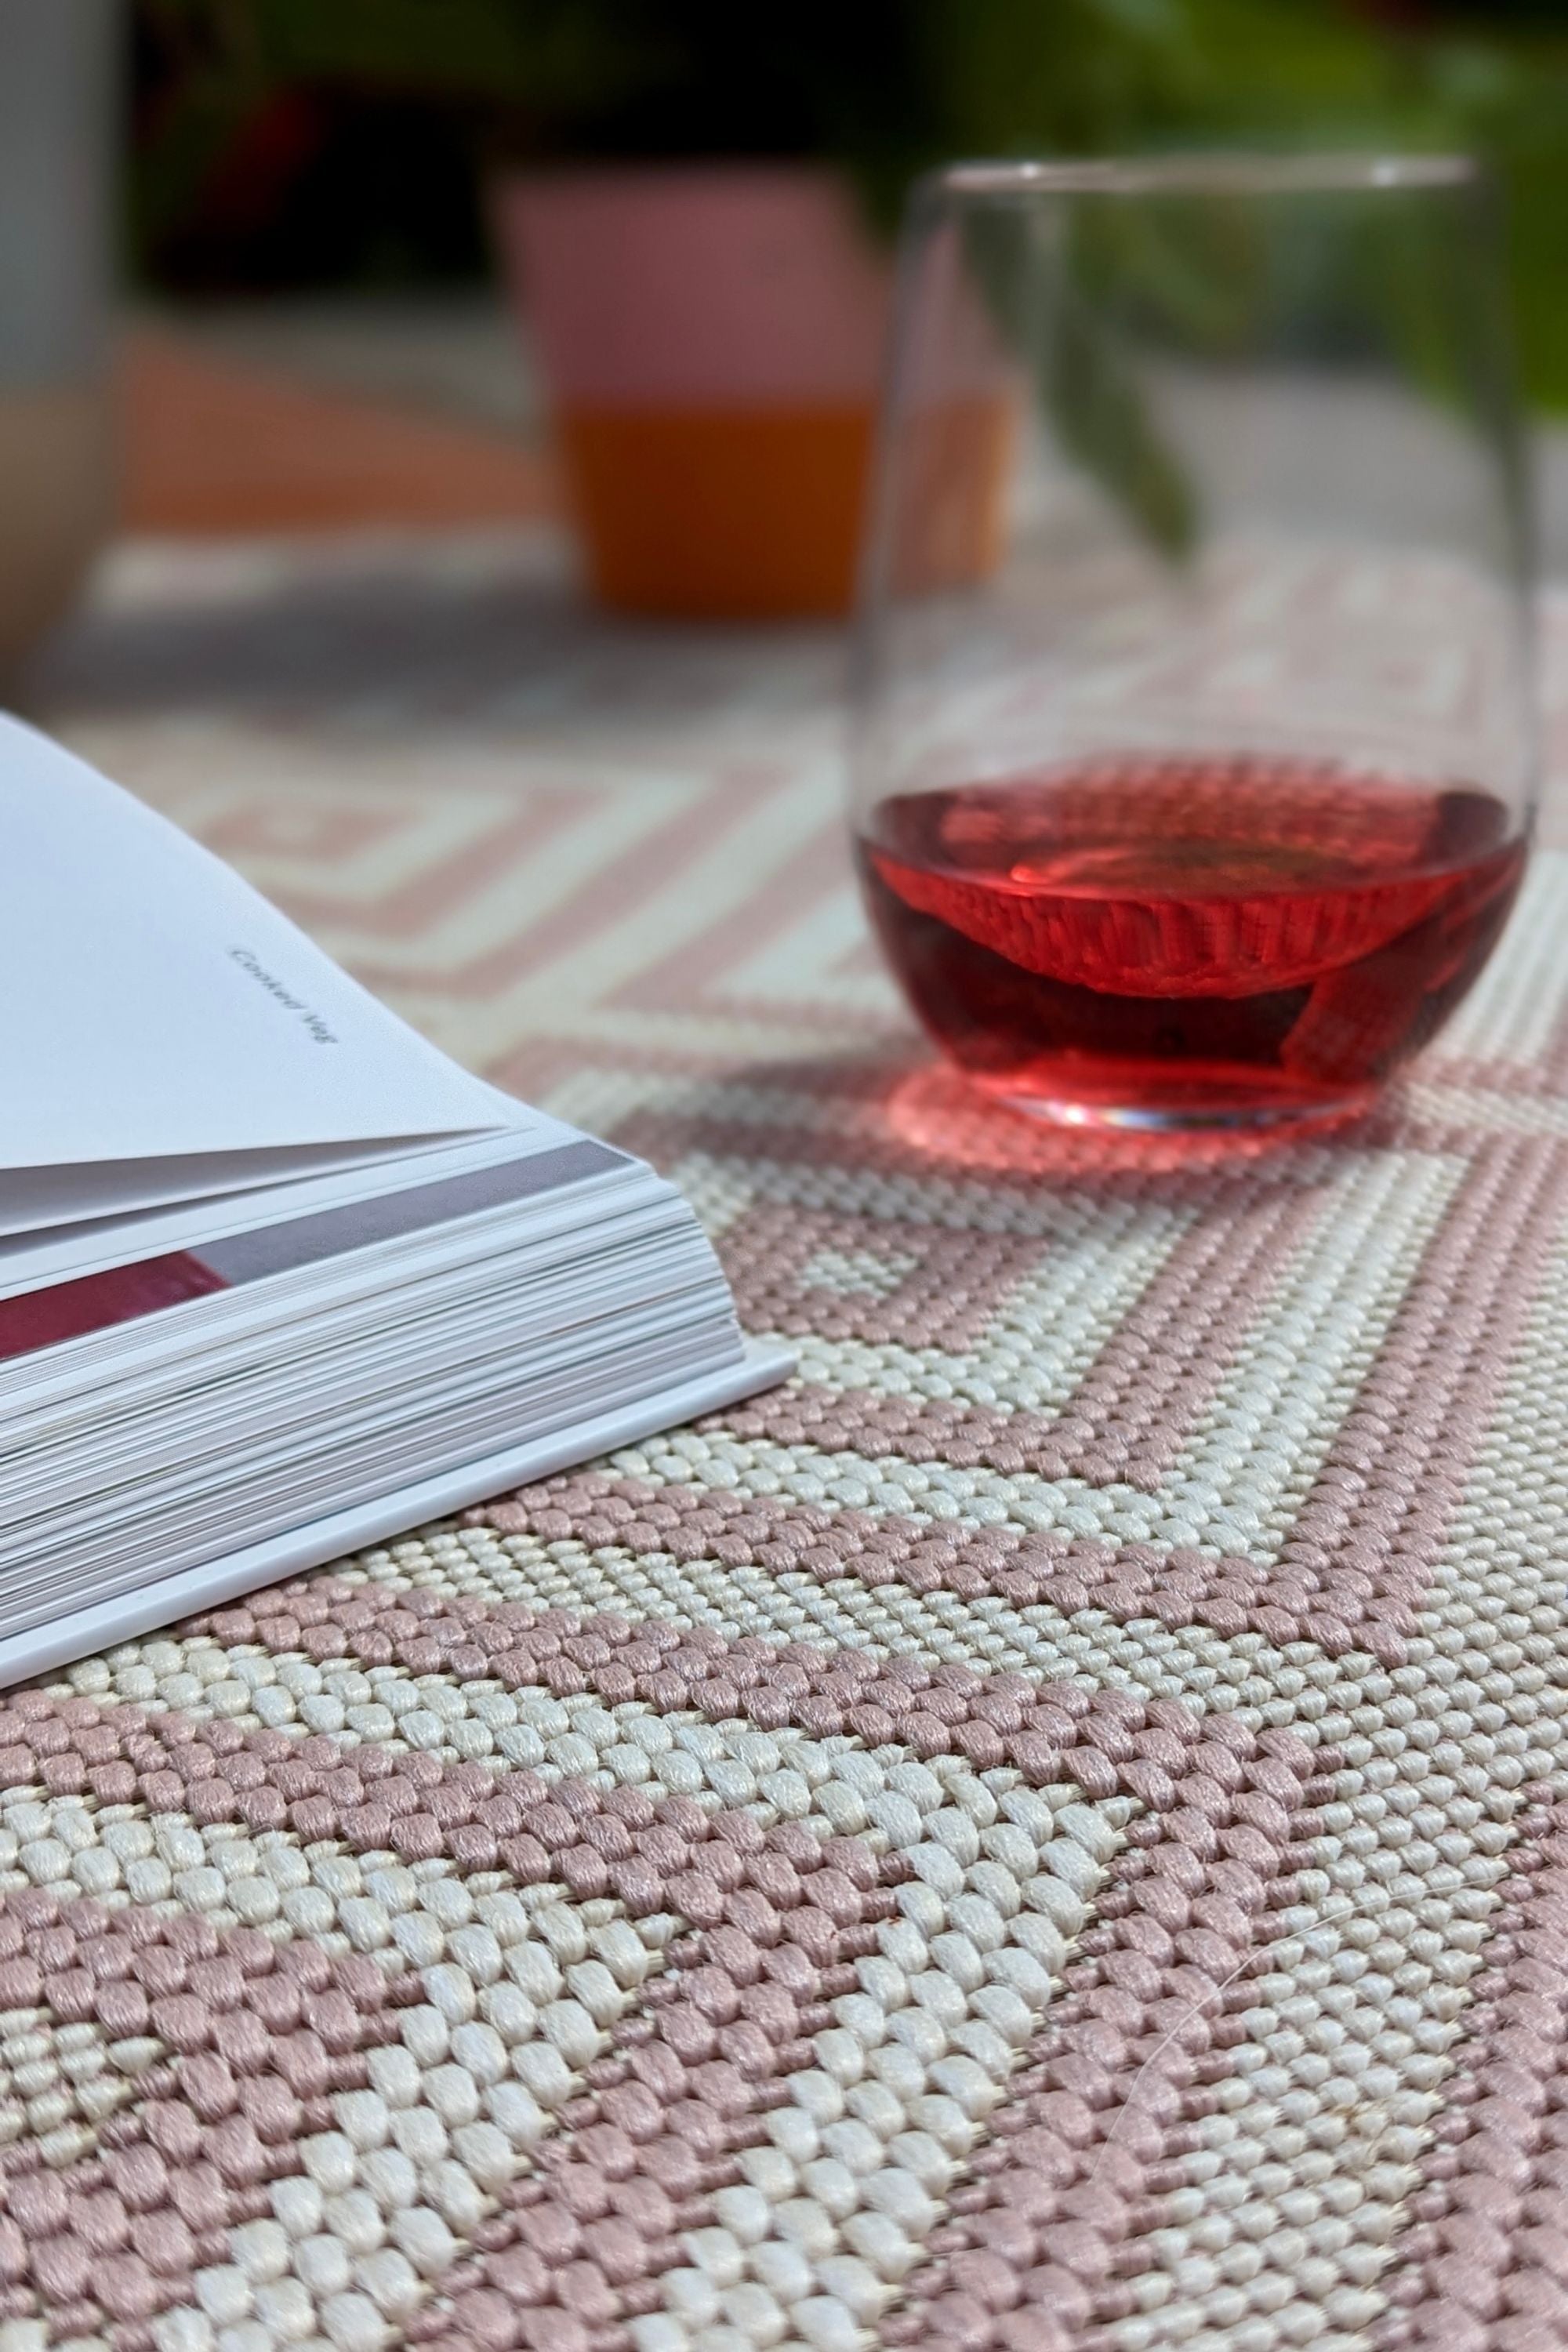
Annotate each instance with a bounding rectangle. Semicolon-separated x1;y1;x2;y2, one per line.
9;529;1568;2352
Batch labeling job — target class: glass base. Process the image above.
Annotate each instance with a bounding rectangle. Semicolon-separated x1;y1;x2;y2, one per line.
884;1061;1379;1174
968;1072;1379;1138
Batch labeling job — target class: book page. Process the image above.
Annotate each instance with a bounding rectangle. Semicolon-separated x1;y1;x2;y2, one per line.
0;716;520;1185
0;1123;615;1290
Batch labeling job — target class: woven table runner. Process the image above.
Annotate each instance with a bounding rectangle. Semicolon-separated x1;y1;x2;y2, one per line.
13;534;1568;2352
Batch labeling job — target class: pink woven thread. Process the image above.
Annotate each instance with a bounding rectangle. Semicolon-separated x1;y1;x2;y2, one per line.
1374;1788;1568;2352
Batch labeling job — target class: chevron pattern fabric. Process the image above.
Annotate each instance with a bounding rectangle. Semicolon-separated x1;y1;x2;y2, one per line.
6;528;1568;2352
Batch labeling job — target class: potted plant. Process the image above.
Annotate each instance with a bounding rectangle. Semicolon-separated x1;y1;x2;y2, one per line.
132;0;1549;617
470;0;1212;616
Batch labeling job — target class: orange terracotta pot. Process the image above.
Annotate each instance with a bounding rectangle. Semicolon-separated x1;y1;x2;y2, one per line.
492;165;1009;620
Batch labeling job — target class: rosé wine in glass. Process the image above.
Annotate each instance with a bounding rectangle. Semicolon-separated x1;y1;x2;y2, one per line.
851;159;1535;1132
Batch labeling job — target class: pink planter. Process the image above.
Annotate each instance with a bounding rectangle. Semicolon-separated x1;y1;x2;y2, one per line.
492;165;894;616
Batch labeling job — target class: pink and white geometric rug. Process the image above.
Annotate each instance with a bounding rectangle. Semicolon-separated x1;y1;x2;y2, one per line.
6;528;1567;2352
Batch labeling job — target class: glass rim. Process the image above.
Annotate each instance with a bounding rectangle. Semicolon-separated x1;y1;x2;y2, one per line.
927;153;1480;201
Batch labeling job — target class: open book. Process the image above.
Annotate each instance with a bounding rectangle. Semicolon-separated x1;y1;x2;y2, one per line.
0;716;789;1683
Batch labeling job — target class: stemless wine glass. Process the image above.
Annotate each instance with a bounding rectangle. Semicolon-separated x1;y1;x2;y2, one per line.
851;156;1535;1133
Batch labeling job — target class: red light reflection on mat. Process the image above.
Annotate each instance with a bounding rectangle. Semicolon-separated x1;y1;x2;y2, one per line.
0;1253;228;1363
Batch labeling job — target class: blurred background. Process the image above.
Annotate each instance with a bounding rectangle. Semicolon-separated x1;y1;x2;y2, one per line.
4;0;1568;673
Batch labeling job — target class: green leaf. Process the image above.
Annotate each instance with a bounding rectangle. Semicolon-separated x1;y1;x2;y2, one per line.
1047;285;1199;561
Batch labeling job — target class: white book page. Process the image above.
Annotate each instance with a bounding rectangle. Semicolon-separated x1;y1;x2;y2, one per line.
0;1121;608;1295
0;715;521;1184
0;1134;453;1241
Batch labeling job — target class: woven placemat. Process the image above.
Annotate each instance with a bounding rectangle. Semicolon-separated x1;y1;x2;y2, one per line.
12;535;1568;2352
